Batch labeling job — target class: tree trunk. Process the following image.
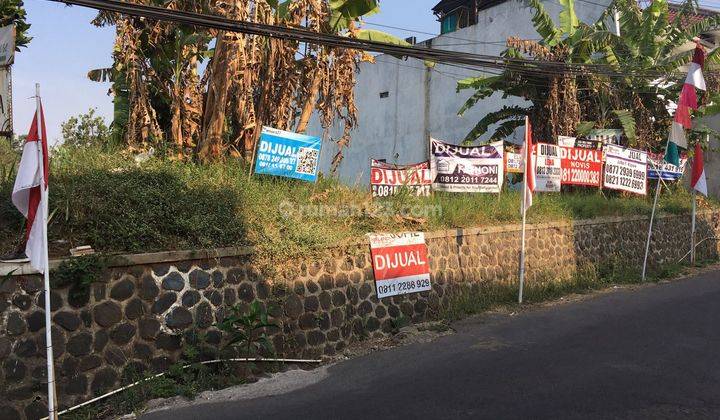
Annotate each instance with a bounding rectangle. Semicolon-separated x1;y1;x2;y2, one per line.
197;34;236;161
296;67;322;133
171;83;183;158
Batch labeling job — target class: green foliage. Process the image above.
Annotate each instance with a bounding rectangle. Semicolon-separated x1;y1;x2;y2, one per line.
216;301;278;358
457;0;720;148
60;109;111;149
0;148;714;262
389;314;409;333
329;0;379;30
0;0;31;50
50;254;107;301
611;109;637;143
0;136;18;183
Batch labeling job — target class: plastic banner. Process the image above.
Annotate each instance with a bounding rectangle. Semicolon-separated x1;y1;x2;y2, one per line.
535;143;561;192
370;160;431;197
560;146;603;187
430;138;504;193
603;145;647;195
647;152;687;181
369;232;431;299
254;127;322;182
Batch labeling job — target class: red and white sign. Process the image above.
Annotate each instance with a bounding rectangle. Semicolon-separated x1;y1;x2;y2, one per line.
369;232;431;298
560;146;603;187
370;160;431;197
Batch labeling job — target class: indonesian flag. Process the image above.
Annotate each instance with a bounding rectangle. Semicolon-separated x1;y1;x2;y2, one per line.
691;142;708;196
522;116;535;211
667;43;705;164
12;101;49;273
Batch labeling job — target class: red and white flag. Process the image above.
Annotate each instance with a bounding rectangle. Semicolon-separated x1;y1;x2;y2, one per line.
12;101;49;273
674;43;706;135
522;116;535;211
691;142;708;196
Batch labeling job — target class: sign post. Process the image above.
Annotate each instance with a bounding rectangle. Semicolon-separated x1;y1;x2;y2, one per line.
691;190;697;265
641;139;668;282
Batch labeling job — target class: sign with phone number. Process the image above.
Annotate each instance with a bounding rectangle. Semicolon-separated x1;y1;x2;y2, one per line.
603;145;647;195
369;232;432;299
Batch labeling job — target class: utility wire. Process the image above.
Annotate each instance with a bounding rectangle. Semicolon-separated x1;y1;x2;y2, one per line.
51;0;694;81
363;21;533;45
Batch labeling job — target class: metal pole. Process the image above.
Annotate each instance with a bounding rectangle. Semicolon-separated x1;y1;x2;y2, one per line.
518;201;528;304
642;177;662;282
691;189;697;265
36;83;58;420
518;122;529;304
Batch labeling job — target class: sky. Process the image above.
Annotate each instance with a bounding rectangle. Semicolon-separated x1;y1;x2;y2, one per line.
13;0;442;145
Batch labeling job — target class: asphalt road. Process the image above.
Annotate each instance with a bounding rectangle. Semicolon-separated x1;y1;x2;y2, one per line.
143;269;720;420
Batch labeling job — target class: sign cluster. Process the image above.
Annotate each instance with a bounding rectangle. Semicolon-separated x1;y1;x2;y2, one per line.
368;134;687;198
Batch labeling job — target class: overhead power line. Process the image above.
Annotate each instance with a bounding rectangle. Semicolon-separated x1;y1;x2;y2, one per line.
51;0;688;81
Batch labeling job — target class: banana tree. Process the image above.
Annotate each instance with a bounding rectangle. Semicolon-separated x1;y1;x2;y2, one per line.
91;0;406;165
457;0;720;151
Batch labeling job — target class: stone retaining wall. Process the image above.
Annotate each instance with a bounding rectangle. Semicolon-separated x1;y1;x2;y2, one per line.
1;212;719;419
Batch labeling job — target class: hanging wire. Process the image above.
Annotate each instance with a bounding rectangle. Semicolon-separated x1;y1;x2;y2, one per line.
50;0;706;82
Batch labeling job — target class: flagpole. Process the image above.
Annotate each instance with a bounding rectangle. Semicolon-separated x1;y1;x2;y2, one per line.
642;138;669;282
691;189;697;265
518;118;529;304
36;83;58;420
642;171;661;281
518;193;528;304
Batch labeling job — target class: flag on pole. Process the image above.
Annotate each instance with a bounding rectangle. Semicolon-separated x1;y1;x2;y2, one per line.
522;116;535;211
666;43;706;165
11;101;49;273
691;142;708;196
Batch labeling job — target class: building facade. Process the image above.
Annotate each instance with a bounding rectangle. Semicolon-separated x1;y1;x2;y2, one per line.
309;0;610;185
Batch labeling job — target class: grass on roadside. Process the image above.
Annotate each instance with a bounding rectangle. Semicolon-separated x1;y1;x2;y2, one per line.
439;257;700;321
0;146;714;268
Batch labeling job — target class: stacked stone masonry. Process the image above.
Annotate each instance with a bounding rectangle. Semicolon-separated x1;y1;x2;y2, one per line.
1;212;719;419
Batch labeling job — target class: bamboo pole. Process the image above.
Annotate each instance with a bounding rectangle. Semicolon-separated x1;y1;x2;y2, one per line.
36;84;58;420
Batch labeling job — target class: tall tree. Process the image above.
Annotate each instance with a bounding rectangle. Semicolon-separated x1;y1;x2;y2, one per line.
90;0;405;165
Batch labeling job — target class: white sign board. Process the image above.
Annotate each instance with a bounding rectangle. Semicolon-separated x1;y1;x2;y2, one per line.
0;25;15;66
535;143;561;192
558;136;576;147
505;152;523;173
369;232;431;299
430;138;504;193
603;145;647;195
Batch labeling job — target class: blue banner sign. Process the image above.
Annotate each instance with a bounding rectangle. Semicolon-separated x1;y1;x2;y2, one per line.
647;152;687;181
254;127;322;182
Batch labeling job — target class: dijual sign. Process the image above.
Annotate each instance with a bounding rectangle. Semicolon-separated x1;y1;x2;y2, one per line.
370;160;431;198
560;146;603;187
534;143;562;192
430;138;504;193
369;232;432;299
254;127;322;182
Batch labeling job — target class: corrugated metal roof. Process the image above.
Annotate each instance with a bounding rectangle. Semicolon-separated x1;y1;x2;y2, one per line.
667;3;718;28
